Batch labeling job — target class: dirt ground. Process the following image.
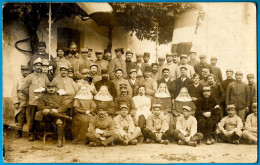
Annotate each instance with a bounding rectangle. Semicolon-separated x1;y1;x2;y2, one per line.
3;130;258;163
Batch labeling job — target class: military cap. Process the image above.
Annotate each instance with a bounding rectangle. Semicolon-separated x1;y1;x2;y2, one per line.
42;59;49;66
114;48;124;54
180;65;187;70
235;71;243;75
56;47;65;52
88;48;93;52
158;57;165;60
95;50;103;55
126;50;133;55
166;53;173;56
226;68;234;73
60;64;68;70
151;63;159;67
33;57;43;65
38;41;46;47
145;66;153;72
90;63;98;68
104;49;111;53
80;48;89;53
143;52;150;57
189;50;196;54
81;69;90;74
199;55;207;59
21;65;29;70
129;68;137;73
211;56;218;60
252;102;257;108
180;54;188;58
46;82;57;87
136;53;143;57
183;106;192;111
226;104;235;110
247;74;254;78
101;69;108;74
162;67;170;72
152;104;161;108
115;68;123;73
172;53;178;56
202;68;210;72
120;104;129;110
119;84;127;88
203;86;211;91
68;67;74;72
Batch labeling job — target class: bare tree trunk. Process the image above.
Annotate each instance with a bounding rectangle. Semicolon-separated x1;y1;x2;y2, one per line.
107;27;113;50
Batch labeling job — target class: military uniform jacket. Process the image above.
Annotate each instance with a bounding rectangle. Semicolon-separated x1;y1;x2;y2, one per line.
94;80;117;98
221;79;235;91
76;57;92;75
28;52;57;73
146;113;169;133
95;59;109;75
114;114;135;136
114;95;136;113
112;78;132;97
210;82;226;104
211;66;223;83
108;57;127;80
88;116;115;137
20;72;49;106
194;63;213;79
157;78;176;98
217;115;243;136
54;57;72;77
66;53;81;74
160;62;178;79
38;93;68;113
248;82;257;106
197;96;219;117
226;81;250;110
175;64;195;79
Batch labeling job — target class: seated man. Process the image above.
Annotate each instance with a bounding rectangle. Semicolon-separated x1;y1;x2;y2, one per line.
173;106;203;147
216;104;243;144
242;103;257;144
37;82;72;147
142;104;172;145
114;104;142;145
86;106;115;147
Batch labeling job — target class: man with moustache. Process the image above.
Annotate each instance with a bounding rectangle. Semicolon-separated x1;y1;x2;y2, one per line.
89;63;102;84
54;47;72;77
221;69;235;91
187;50;199;67
20;57;49;141
194;55;213;79
95;50;109;75
157;68;176;99
151;63;160;80
143;52;151;65
160;53;178;79
103;49;112;62
210;56;223;83
125;50;134;76
246;74;257;113
66;42;80;73
175;54;195;79
76;48;91;77
108;48;127;80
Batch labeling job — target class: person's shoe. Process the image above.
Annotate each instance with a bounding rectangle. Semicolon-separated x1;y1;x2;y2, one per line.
211;138;215;144
57;140;63;147
178;140;185;145
129;139;138;145
28;133;35;142
232;140;240;144
160;140;169;145
206;139;212;145
15;130;22;139
122;140;128;146
146;139;154;144
89;142;98;147
188;141;197;147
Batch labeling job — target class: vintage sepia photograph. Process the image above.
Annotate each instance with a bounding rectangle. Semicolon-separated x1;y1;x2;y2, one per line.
2;2;257;163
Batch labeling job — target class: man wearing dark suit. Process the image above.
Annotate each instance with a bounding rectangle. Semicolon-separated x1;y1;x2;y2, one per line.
128;68;143;97
175;66;192;98
157;68;176;99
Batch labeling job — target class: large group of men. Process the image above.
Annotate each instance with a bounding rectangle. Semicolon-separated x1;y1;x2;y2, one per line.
12;41;257;148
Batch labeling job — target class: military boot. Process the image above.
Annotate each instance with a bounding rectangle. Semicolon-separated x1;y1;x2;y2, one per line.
57;125;64;147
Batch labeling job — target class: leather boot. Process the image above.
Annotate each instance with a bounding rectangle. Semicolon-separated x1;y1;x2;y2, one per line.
190;133;204;144
49;111;72;121
57;125;64;147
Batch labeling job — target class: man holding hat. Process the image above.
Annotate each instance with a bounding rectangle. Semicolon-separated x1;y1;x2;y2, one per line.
37;82;72;147
196;86;220;145
247;74;257;113
86;106;115;147
114;104;142;145
28;41;57;73
95;50;109;75
89;63;102;83
187;50;199;67
176;54;195;79
173;106;203;147
76;48;92;76
210;56;223;83
41;59;54;81
128;68;143;96
221;69;235;91
194;55;213;79
20;57;49;141
160;53;178;79
141;66;158;99
108;48;127;80
226;71;250;122
12;65;30;138
94;69;117;98
54;47;72;77
242;103;257;144
157;67;176;98
217;104;243;144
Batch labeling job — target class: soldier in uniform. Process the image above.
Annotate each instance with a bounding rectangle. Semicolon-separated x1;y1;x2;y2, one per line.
194;55;213;79
41;59;53;81
125;50;134;75
247;74;257;113
20;57;49;141
86;106;115;147
112;68;132;97
160;53;178;79
210;56;223;83
95;50;109;75
128;53;146;80
157;56;165;78
76;48;92;77
37;82;72;147
67;67;76;81
199;68;210;86
187;50;199;67
66;42;81;74
103;49;112;62
12;65;30;138
175;54;195;79
221;69;235;91
54;47;72;77
28;41;56;73
242;103;257;144
89;63;102;84
226;71;250;122
141;66;158;99
108;48;127;80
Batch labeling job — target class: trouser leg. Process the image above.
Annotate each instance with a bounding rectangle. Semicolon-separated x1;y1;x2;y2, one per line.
162;129;174;141
173;129;189;144
229;132;241;141
217;133;231;143
205;117;213;139
142;128;156;140
57;124;65;147
27;105;37;133
237;108;246;122
128;127;142;141
242;131;257;143
138;115;146;129
16;108;26;131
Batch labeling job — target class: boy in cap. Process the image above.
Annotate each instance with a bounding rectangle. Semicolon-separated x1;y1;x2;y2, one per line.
160;53;178;79
242;103;257;144
175;54;195;79
194;55;213;79
114;104;142;145
247;74;257;113
143;104;172;144
112;68;132;97
173;106;203;146
197;86;220;145
41;59;54;81
226;71;250;122
108;48;127;80
12;65;30;138
89;63;102;83
141;66;158;99
54;47;72;77
175;66;192;97
37;82;72;147
95;50;109;75
210;56;223;83
20;57;49;141
216;104;243;144
86;106;115;147
128;68;143;96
